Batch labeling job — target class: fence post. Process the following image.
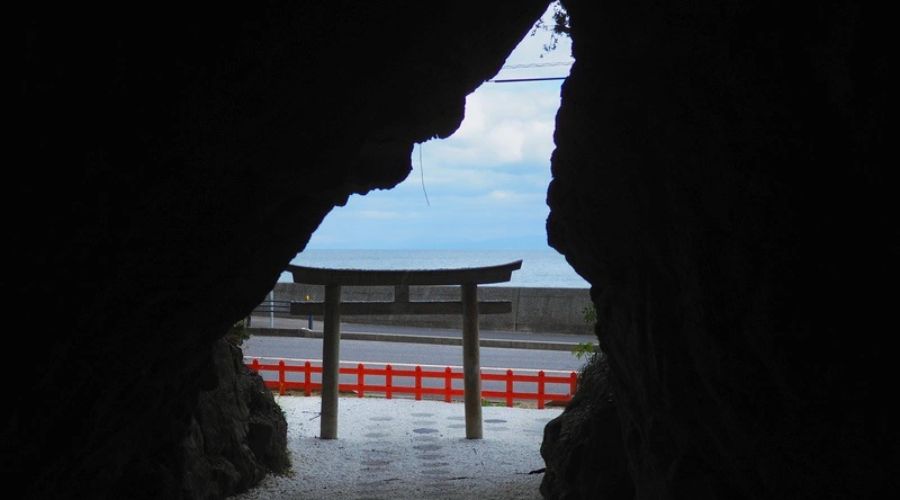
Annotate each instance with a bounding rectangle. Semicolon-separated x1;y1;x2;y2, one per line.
569;371;578;396
269;290;275;328
415;366;422;401
357;363;365;398
537;370;545;409
506;369;514;407
304;361;312;396
386;364;393;399
278;360;286;396
444;367;452;403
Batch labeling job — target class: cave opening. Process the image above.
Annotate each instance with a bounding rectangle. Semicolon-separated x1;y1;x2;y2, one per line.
235;5;595;497
15;1;891;498
284;4;577;279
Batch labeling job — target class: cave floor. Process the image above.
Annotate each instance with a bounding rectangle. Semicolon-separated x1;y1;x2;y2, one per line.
231;395;560;499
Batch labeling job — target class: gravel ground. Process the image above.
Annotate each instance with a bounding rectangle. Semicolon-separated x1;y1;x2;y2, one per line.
231;395;561;499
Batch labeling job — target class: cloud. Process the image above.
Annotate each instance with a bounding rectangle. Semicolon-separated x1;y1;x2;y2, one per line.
486;190;540;203
416;165;548;193
358;210;415;220
425;86;560;169
306;183;551;250
306;4;571;250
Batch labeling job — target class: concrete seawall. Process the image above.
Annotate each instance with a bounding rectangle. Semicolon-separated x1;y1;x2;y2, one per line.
259;283;593;335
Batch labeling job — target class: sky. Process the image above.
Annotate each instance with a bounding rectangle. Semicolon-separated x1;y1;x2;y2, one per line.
306;6;572;251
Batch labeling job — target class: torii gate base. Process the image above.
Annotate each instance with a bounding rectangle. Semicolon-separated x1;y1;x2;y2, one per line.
288;260;522;440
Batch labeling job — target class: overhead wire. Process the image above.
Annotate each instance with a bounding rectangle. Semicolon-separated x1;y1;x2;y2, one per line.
491;60;572;82
500;61;573;69
418;142;430;207
490;76;567;83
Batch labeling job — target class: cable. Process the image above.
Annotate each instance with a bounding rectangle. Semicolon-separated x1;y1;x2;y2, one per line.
489;76;567;83
419;143;430;207
501;61;572;69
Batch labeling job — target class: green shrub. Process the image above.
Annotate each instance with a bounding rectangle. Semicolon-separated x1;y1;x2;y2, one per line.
572;342;595;360
582;304;597;325
573;303;600;362
226;318;251;346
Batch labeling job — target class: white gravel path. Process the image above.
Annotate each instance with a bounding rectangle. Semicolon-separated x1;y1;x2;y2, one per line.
231;395;561;499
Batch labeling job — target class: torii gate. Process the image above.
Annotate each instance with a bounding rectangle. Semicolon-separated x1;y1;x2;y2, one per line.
287;260;522;440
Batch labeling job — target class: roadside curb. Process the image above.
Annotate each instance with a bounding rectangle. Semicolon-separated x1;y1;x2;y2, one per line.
246;327;589;352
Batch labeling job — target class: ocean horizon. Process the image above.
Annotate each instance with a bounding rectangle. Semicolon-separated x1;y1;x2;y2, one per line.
279;249;590;289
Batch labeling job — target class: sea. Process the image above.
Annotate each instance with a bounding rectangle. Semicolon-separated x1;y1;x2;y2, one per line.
279;249;590;288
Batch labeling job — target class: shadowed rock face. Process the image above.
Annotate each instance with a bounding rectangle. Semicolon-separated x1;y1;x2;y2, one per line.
547;0;894;498
541;351;633;499
11;1;895;499
177;338;290;499
12;2;547;498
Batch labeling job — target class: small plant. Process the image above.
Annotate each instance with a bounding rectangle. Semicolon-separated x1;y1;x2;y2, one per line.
573;303;599;361
530;0;571;55
572;342;595;360
225;318;251;346
582;304;597;325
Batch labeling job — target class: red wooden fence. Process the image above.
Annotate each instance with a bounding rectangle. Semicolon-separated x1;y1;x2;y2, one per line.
245;357;578;409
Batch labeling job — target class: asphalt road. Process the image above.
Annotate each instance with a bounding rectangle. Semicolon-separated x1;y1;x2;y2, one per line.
241;335;584;371
248;315;596;345
240;335;587;400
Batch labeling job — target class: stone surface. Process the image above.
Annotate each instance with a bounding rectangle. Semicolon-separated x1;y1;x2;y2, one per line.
546;0;895;498
180;339;289;499
11;2;548;498
541;352;633;499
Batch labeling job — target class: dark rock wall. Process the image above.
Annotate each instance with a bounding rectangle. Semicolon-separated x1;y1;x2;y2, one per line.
11;2;548;498
541;352;633;499
179;339;289;499
548;0;894;498
12;1;895;498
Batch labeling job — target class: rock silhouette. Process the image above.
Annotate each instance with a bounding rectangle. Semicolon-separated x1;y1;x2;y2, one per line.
12;1;894;498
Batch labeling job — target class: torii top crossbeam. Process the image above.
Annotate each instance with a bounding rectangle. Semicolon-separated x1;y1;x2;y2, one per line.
287;260;522;286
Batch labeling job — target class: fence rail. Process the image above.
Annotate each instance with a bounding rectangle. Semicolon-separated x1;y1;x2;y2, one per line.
245;357;577;410
251;300;293;316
